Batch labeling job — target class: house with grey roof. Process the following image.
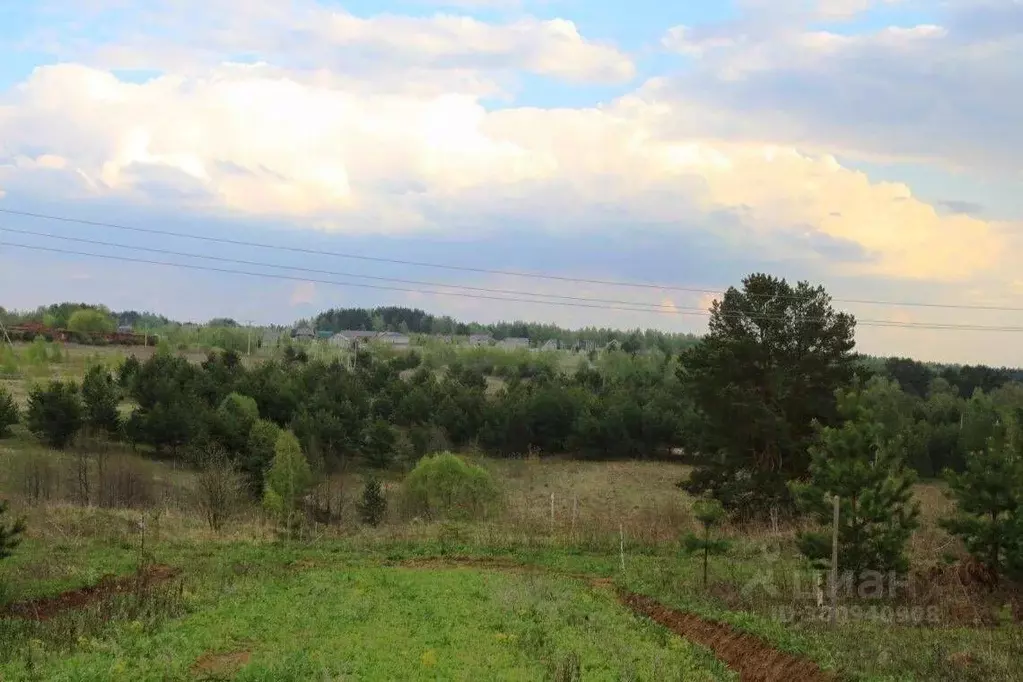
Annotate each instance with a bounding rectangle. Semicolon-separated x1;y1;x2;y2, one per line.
468;333;494;347
498;337;530;350
377;331;411;348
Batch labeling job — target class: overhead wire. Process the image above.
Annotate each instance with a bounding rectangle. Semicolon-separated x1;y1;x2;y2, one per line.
3;207;1023;313
3;238;1023;332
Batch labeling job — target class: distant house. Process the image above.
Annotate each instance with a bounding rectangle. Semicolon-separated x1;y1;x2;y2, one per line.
329;330;378;348
468;334;494;347
499;337;530;350
377;331;411;348
540;339;559;351
292;325;315;341
116;324;133;334
316;330;333;340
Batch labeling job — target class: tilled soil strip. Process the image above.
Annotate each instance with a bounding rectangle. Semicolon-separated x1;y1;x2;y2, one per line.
1;564;181;621
394;556;835;682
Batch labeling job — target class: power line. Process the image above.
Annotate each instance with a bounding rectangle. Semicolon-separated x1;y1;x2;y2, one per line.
4;227;1018;329
3;239;1023;332
0;226;679;312
3;207;1021;313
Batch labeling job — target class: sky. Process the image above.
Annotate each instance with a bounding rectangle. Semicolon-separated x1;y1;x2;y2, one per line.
0;0;1022;365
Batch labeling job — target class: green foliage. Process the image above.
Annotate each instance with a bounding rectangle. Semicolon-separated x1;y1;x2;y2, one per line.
940;432;1023;580
243;419;282;498
263;430;313;530
24;337;50;366
0;500;26;561
681;498;731;588
358;477;387;526
67;308;115;335
26;380;84;449
81;364;121;436
214;392;259;454
0;386;18;437
680;273;857;518
792;380;921;576
363;419;397;468
400;452;500;521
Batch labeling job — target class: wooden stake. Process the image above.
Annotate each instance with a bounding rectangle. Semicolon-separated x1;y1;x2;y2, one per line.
619;523;626;574
830;494;840;627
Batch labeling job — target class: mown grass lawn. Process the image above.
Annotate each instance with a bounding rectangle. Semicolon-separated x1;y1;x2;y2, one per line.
1;563;733;681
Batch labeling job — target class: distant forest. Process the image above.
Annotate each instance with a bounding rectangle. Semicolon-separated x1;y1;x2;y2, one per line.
4;302;1023;396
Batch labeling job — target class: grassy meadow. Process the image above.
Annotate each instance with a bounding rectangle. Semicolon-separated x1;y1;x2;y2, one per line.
0;341;1021;681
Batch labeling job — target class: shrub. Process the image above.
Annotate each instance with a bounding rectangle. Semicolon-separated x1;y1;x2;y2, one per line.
400;452;500;521
9;449;59;504
358;477;387;526
96;454;155;508
194;444;244;532
26;380;83;449
0;500;26;561
0;386;18;437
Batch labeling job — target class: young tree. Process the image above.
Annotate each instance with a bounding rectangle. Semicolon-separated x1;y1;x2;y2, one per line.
194;444;245;532
263;430;313;533
940;434;1023;582
792;390;920;577
0;386;18;438
242;419;282;498
26;380;84;449
681;498;731;589
358;477;387;526
82;364;121;436
680;274;857;517
0;500;26;560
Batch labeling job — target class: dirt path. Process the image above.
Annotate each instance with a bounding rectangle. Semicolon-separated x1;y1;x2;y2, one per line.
1;564;181;621
394;556;836;682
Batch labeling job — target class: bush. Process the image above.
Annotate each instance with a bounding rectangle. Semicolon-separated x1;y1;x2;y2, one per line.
358;477;387;526
96;454;155;508
26;380;83;449
8;449;59;504
399;452;500;521
194;444;244;532
0;386;18;437
0;500;26;561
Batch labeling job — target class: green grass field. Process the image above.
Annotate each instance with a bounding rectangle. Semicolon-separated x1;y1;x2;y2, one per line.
1;562;733;681
1;343;1021;681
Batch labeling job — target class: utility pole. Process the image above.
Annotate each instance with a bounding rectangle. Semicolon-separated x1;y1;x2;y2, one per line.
243;319;255;356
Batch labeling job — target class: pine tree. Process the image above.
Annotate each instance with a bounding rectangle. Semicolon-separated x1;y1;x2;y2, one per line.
792;401;920;577
26;380;84;449
358;478;387;526
82;364;121;436
940;433;1023;581
0;500;26;561
0;386;18;438
681;498;731;589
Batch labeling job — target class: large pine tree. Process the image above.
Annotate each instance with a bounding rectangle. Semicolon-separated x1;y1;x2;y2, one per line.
679;274;856;518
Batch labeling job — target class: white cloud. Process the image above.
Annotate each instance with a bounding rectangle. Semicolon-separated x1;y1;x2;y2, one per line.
32;0;633;87
0;59;1009;283
658;2;1023;174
